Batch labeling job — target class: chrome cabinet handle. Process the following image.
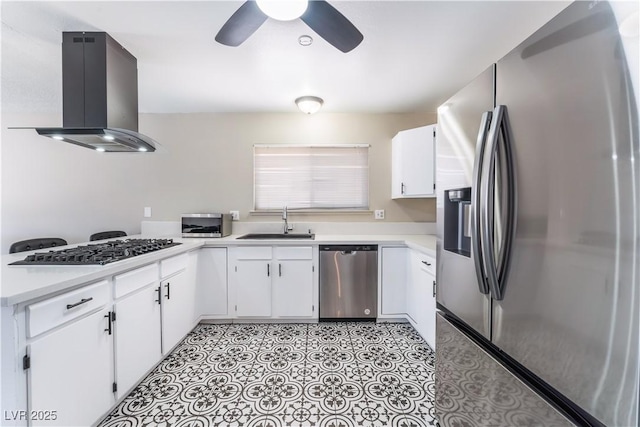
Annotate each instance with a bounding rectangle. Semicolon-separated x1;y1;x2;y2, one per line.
267;264;270;277
279;263;282;277
401;182;406;195
155;286;161;304
165;282;171;300
66;297;93;310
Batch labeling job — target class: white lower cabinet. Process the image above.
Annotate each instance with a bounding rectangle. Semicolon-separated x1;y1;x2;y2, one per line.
114;265;162;399
13;242;437;427
230;246;316;319
272;247;314;318
380;247;408;316
380;246;436;348
27;282;114;426
161;253;198;354
408;250;436;349
198;248;228;317
16;251;201;427
235;259;273;317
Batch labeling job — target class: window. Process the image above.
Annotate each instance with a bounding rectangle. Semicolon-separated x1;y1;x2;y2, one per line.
254;145;369;211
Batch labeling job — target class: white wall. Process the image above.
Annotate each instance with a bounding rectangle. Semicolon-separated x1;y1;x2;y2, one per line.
1;111;436;252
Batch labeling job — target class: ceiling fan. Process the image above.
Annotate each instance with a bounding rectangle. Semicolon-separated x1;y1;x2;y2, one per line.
215;0;364;53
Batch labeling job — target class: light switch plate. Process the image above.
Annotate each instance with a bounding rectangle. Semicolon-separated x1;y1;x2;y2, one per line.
230;210;240;221
144;207;152;218
374;210;385;220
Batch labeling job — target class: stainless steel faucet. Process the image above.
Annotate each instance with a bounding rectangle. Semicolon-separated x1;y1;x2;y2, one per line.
282;205;289;234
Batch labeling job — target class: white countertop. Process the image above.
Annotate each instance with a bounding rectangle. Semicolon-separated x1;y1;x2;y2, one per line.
1;234;437;307
201;233;436;254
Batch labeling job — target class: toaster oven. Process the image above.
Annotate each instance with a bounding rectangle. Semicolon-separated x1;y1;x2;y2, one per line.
181;214;231;238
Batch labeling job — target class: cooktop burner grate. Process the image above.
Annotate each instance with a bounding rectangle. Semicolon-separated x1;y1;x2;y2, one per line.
9;238;181;266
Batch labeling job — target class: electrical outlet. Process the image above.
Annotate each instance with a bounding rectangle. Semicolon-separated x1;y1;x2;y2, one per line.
374;209;385;220
144;207;152;218
230;210;240;221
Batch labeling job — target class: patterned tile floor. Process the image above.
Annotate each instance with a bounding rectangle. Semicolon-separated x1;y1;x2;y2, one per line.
98;322;438;427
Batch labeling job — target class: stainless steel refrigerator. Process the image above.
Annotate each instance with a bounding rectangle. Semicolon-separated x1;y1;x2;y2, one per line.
435;1;639;426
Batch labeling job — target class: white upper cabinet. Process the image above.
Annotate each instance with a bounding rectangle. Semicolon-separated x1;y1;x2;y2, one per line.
391;124;436;199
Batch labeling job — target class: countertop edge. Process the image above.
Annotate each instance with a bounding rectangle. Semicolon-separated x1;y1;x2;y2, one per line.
2;235;436;307
1;241;204;307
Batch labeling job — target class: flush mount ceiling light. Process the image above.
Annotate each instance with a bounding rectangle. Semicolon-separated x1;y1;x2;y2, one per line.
295;96;324;114
256;0;308;21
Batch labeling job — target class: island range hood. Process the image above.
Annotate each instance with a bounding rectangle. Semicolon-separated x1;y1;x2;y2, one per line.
33;32;158;152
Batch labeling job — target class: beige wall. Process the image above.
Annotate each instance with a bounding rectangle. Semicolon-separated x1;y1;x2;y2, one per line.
1;111;436;253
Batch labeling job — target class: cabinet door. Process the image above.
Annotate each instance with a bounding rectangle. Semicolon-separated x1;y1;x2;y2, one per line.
380;247;408;315
408;250;437;349
406;252;420;324
392;125;436;199
425;272;437;349
235;260;272;317
115;284;162;398
391;134;404;198
29;308;114;426
416;267;436;350
273;260;314;317
161;270;192;354
402;126;435;197
198;248;228;316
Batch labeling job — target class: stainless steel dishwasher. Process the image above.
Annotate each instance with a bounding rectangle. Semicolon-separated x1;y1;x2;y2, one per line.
319;245;378;320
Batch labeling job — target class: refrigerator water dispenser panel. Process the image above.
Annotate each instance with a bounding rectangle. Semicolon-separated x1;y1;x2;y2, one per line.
444;187;472;257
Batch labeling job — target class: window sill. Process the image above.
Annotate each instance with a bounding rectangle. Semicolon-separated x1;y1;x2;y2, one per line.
250;209;373;216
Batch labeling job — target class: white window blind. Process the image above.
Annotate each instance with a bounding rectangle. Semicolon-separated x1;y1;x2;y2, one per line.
254;145;369;210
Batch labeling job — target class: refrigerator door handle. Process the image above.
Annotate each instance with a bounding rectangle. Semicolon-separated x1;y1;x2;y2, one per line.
496;106;518;299
481;105;517;301
471;111;493;295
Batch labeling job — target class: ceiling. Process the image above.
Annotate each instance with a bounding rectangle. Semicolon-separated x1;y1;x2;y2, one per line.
1;1;570;115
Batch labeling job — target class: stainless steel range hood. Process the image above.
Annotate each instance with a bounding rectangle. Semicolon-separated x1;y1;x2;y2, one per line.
33;32;158;152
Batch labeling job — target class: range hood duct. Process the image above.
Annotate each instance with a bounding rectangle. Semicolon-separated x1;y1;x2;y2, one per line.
34;32;158;152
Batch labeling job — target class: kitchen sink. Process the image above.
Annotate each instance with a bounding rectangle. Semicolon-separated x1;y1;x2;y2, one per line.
237;233;315;240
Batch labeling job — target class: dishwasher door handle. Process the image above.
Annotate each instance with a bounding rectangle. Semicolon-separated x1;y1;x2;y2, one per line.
340;251;357;256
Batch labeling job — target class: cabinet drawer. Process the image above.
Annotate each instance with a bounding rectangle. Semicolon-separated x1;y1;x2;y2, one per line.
274;246;312;260
234;246;272;260
27;280;109;338
413;252;435;276
114;264;159;299
161;253;188;278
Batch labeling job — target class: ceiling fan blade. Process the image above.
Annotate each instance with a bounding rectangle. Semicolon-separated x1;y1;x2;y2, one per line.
301;1;363;53
215;1;267;47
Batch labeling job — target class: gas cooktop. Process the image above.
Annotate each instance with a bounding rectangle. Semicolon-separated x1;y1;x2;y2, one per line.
9;238;181;266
